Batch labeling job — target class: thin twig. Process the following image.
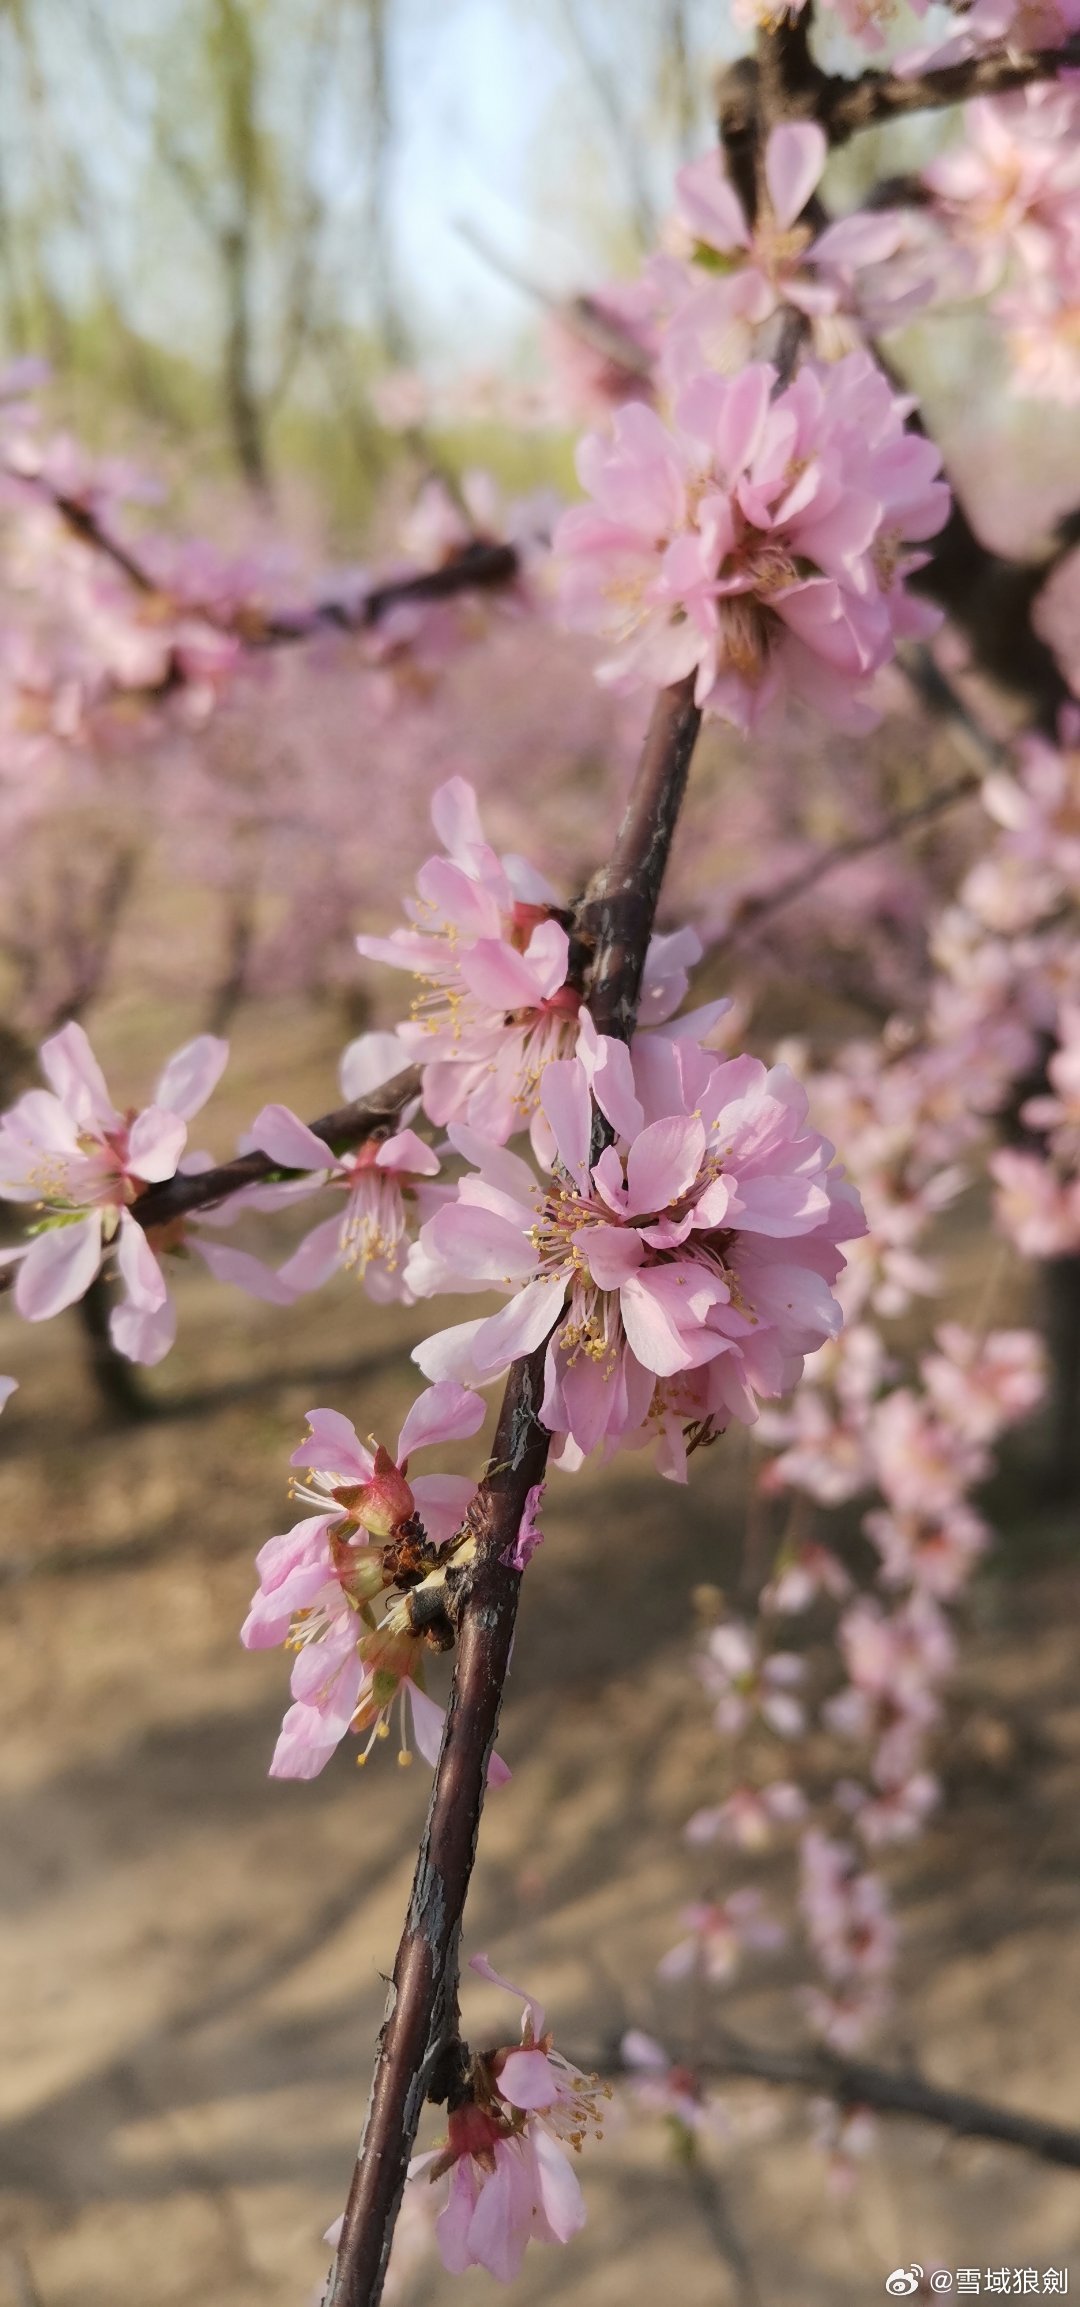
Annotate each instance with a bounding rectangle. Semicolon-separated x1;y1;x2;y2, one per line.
324;677;703;2307
131;1064;422;1233
698;2029;1080;2173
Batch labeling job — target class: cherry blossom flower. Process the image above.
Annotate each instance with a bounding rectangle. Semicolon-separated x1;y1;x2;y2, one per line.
799;1831;896;2047
409;1029;864;1468
554;352;947;732
620;2030;730;2140
700;1619;807;1738
355;775;713;1147
249;1100;446;1304
409;1954;606;2282
0;1022;229;1357
664;122;929;377
685;1780;807;1851
658;1889;785;1984
920;1322;1045;1443
241;1384;486;1779
990;1146;1080;1256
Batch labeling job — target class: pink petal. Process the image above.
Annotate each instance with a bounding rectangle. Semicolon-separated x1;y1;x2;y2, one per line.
290;1406;373;1480
470;1276;566;1374
540;1059;593;1189
109;1291;177;1366
466;2146;531;2282
153;1035;229;1120
116;1210;167;1311
38;1022;118;1127
0;1378;17;1412
375;1127;439;1178
126;1106;187;1183
623;1115;705;1216
457;937;553;1011
578;1018;644;1140
339;1029;411;1101
765;120;826;232
579;1222;644;1288
675;152;749;252
269;1700;348;1781
276;1213;346;1294
469;1951;545;2037
412;1318;490;1385
249;1103;331;1172
191;1237;297;1303
497;2049;559;2110
15;1213;102;1319
531;2127;587;2244
405;1681;446;1767
410;1472;476;1548
397;1380;486;1458
430;774;487;862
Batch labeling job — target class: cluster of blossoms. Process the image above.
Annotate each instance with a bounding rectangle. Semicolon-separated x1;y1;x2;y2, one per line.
555;352;948;733
925;84;1080;403
0;1022;292;1362
7;12;1080;2289
240;1381;496;1780
402;1957;609;2283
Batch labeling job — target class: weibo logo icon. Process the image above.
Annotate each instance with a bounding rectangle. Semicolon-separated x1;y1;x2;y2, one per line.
885;2272;923;2299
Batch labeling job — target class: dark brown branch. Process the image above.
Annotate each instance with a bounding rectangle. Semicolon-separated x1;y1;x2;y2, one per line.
694;2028;1080;2173
15;469;521;674
720;31;1080;150
131;1064;421;1233
324;678;702;2307
824;34;1080;146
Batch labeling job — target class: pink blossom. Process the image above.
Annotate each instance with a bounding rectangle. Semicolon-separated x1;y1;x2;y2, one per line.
699;1620;807;1739
666;124;928;371
555;353;947;732
867;1386;988;1518
0;1022;228;1355
836;1769;940;1851
685;1780;806;1851
863;1500;990;1601
920;1322;1045;1442
409;1953;605;2282
409;1030;864;1469
990;1146;1080;1255
799;1831;896;2026
241;1384;486;1779
620;2030;730;2141
658;1890;785;1984
250;1058;446;1303
355;776;711;1147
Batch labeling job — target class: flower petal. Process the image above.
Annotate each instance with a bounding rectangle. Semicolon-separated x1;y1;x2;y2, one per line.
15;1213;103;1319
153;1035;229;1120
397;1380;486;1458
249;1104;331;1172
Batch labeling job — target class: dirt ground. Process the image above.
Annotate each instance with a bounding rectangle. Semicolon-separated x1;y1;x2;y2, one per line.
2;1004;1080;2307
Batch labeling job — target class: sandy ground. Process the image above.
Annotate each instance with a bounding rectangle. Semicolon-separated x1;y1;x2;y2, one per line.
2;1007;1080;2307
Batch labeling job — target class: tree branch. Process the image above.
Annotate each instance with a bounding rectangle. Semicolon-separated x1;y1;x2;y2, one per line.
131;1063;421;1233
695;2027;1080;2173
824;34;1080;145
13;470;521;679
324;676;702;2307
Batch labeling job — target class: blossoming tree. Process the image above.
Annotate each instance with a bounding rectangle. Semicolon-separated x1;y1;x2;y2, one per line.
4;3;1080;2301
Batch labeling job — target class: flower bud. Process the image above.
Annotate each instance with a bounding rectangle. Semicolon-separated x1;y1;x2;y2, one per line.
353;1444;415;1537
